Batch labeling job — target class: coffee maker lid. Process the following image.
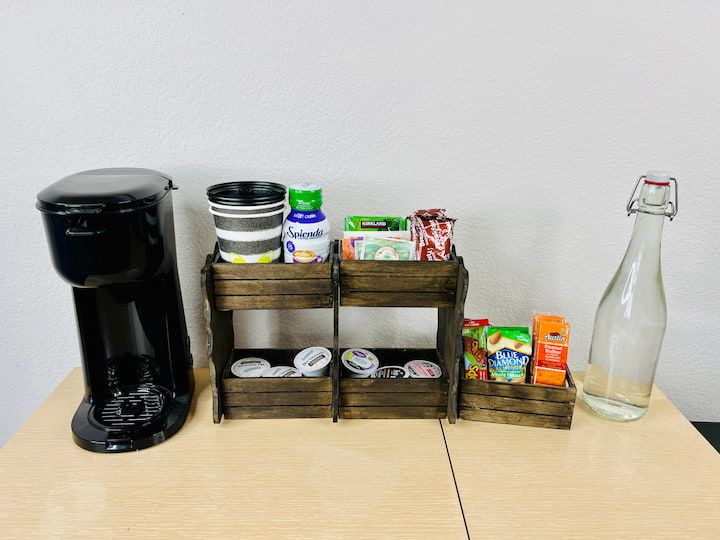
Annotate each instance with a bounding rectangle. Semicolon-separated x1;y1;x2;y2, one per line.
37;168;174;215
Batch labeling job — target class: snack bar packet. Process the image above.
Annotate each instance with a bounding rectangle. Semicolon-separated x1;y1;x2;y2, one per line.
342;216;409;259
531;315;570;386
462;319;491;379
408;209;456;261
486;327;532;383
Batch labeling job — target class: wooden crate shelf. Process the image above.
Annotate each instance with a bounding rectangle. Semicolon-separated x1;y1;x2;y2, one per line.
202;240;574;429
202;241;468;423
212;254;333;311
339;259;460;308
221;348;333;420
201;244;338;423
339;348;449;419
458;368;577;429
337;246;468;422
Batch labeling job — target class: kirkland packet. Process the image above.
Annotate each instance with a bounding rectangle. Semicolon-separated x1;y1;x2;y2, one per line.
342;216;409;259
486;327;532;383
343;216;408;233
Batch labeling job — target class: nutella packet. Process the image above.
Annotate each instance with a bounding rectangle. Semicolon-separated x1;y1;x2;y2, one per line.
462;319;490;379
408;209;456;261
486;327;532;383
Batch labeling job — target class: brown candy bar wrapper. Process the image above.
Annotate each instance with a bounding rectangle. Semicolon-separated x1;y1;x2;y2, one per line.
408;209;456;261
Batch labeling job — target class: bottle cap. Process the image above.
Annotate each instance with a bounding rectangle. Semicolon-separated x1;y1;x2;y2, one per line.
645;171;671;185
289;184;323;211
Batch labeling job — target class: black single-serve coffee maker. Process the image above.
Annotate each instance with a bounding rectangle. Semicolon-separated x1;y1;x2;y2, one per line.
37;168;194;452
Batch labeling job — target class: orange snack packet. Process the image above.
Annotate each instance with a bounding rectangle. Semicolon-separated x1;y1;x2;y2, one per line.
531;315;570;386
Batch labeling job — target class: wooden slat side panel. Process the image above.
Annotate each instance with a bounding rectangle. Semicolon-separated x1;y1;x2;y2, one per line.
460;377;576;403
216;295;332;310
340;292;455;308
342;276;456;294
439;256;468;424
339;407;446;419
459;394;575;416
201;253;234;423
340;260;458;278
215;279;332;296
340;393;447;407
340;379;446;393
223;378;332;393
224;392;332;407
459;408;573;430
212;262;331;280
224;406;332;419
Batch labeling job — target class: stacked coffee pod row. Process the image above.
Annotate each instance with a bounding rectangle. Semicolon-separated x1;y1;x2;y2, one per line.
341;348;442;379
230;347;444;379
231;347;332;378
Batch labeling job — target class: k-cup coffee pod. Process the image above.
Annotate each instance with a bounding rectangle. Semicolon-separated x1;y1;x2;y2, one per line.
341;348;379;378
231;357;270;378
262;365;302;378
293;347;332;377
404;359;442;378
371;365;409;379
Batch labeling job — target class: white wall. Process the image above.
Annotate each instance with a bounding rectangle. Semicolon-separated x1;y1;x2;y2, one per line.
1;1;718;446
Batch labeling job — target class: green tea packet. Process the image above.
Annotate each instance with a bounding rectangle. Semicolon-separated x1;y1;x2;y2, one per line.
343;216;408;235
358;236;415;260
343;216;409;259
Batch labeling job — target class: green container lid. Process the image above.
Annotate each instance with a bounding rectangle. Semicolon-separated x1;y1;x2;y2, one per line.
289;183;323;211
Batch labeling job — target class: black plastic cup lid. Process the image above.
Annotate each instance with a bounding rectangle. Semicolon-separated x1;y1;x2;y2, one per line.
207;181;286;206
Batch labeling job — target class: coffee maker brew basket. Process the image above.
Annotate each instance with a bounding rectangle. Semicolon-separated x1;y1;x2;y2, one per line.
37;168;194;452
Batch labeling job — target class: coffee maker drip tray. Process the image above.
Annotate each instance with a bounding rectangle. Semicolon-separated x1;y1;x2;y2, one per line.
92;384;170;432
72;381;191;453
71;353;193;452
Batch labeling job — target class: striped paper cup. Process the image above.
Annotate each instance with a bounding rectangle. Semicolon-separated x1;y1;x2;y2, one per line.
207;182;286;263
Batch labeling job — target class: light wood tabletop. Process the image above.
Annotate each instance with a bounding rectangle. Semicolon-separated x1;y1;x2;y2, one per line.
443;372;720;539
0;368;466;539
1;368;718;539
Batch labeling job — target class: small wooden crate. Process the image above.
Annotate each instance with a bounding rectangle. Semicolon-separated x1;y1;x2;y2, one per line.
339;348;449;419
222;349;333;419
202;242;469;423
211;254;333;310
458;368;577;429
339;258;460;308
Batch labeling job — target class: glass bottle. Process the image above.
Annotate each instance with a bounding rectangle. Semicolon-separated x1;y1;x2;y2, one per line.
282;184;331;263
582;171;678;421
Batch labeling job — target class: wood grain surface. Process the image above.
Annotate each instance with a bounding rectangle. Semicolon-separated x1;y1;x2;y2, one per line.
2;369;718;539
444;372;720;539
0;369;466;539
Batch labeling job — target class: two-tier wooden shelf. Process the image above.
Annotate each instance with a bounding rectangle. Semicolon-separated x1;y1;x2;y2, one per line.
201;241;576;429
201;241;468;423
